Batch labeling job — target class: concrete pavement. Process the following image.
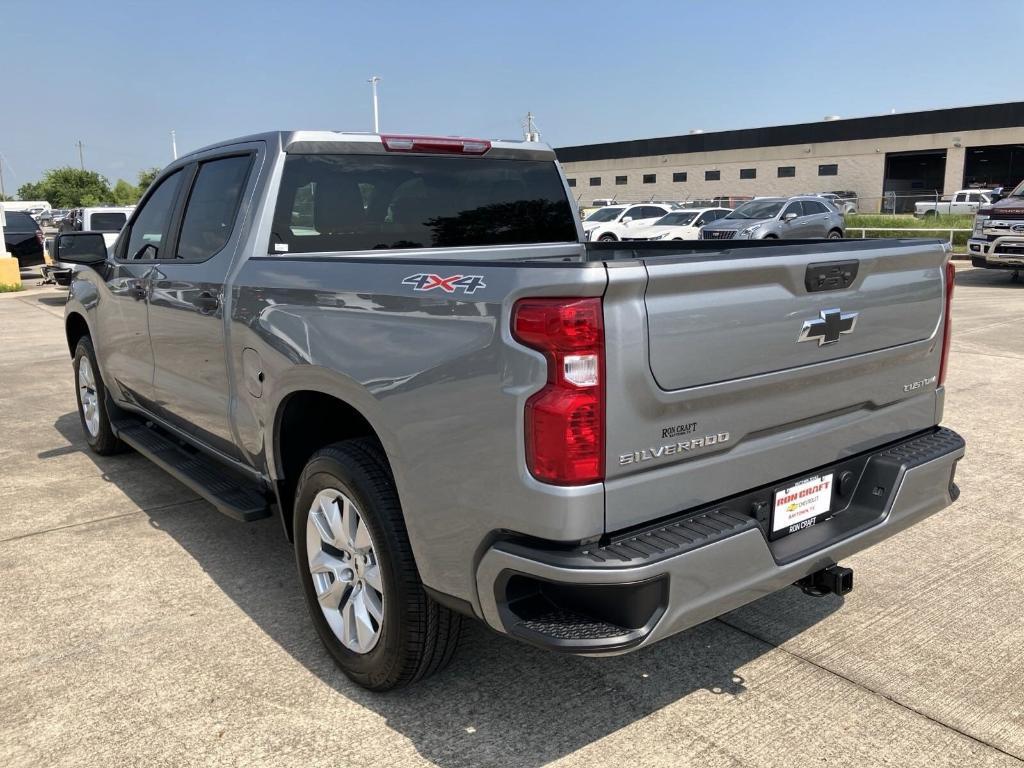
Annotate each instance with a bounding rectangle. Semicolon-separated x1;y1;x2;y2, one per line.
1;269;1022;768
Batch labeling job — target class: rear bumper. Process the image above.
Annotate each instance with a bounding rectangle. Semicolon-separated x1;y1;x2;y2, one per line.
476;427;965;654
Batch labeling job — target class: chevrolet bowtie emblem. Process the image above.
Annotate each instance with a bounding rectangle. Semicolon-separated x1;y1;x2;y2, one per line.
798;308;858;346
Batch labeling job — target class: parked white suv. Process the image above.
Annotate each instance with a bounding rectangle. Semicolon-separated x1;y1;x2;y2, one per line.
622;208;732;241
582;203;673;241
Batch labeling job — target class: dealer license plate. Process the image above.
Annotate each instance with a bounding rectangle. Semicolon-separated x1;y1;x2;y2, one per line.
771;473;835;539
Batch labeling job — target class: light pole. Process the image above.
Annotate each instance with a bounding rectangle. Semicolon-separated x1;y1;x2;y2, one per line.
171;130;178;160
368;76;381;133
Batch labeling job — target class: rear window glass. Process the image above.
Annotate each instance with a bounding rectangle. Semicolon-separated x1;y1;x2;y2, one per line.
90;212;127;231
271;154;577;253
3;211;37;231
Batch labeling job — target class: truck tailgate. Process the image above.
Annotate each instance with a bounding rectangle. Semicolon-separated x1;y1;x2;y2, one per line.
600;240;950;532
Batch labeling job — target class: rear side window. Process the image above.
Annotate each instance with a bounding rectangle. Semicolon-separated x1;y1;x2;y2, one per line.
176;155;252;260
3;212;37;231
272;154;577;253
89;212;127;231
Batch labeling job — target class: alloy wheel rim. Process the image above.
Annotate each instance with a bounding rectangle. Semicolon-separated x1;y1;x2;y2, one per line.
78;357;100;437
306;488;385;654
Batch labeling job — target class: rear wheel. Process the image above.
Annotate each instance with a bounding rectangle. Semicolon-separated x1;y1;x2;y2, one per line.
827;229;843;239
293;439;462;690
73;337;123;455
598;233;618;242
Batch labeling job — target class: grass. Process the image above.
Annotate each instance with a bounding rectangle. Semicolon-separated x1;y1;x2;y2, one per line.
0;283;24;293
844;213;974;248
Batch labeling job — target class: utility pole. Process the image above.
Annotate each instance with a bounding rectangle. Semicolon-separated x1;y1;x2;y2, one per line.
368;76;381;133
75;140;85;170
523;112;540;142
171;130;178;160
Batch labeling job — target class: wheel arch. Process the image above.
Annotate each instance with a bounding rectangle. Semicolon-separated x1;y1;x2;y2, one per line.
65;312;91;358
271;387;394;541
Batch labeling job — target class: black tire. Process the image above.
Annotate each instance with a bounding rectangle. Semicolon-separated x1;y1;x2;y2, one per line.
828;229;843;239
598;233;618;242
762;234;778;240
73;337;123;455
293;438;462;691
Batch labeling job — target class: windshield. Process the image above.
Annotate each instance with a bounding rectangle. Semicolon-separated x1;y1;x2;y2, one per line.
726;200;785;220
585;206;625;222
653;212;697;226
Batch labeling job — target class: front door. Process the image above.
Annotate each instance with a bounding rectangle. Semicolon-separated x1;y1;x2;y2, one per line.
95;169;185;409
147;152;256;457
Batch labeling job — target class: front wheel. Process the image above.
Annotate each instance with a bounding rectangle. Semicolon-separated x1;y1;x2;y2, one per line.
598;233;618;242
73;337;123;455
293;439;462;690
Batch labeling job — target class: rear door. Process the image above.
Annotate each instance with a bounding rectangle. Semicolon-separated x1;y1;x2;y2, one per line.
602;240;949;530
147;149;258;457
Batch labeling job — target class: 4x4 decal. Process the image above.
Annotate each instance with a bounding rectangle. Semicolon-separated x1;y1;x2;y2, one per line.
402;273;486;295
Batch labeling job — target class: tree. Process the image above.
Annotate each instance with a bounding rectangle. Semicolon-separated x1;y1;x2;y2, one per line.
17;168;112;207
137;167;161;194
112;179;140;206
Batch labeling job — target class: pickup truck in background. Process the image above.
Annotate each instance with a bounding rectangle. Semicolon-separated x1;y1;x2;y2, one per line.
914;189;993;217
54;131;965;691
968;181;1024;279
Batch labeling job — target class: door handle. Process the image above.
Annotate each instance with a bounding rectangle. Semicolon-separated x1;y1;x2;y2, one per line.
193;291;220;313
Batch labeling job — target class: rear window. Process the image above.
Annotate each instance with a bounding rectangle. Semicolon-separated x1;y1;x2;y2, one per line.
90;212;127;231
271;154;577;253
2;211;37;232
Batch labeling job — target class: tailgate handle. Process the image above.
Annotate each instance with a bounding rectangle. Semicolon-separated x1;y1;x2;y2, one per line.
805;260;859;292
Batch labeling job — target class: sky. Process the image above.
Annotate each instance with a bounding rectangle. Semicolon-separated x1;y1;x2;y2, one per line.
2;0;1022;193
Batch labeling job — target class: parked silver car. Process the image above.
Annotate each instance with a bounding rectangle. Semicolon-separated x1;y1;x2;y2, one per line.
700;196;845;240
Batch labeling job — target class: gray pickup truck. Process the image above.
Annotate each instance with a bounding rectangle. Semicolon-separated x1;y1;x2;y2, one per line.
54;131;965;691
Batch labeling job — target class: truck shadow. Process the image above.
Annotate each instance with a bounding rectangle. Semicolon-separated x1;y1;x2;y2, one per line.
52;411;842;768
955;266;1024;288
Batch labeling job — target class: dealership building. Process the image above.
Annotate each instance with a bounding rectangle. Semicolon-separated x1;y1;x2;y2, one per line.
555;101;1024;213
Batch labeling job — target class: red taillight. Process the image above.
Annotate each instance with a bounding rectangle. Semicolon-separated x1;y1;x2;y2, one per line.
513;297;604;485
380;134;491;155
938;260;955;386
36;231;44;245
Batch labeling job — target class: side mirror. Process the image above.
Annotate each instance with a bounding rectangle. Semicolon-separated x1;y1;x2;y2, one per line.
990;187;1005;204
54;232;108;267
621;216;633;224
783;212;799;222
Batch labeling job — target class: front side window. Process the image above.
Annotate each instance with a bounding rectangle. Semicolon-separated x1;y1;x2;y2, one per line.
123;171;183;260
272;154;577;252
782;203;804;218
176;155;252;261
954;193;967;202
